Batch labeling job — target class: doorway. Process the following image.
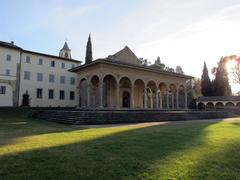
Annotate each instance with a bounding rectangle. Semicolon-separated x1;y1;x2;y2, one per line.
122;91;130;108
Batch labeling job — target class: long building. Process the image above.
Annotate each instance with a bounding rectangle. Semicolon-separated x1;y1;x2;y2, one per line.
0;41;81;107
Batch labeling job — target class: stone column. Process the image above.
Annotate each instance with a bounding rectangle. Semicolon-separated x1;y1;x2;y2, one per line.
156;91;159;108
159;91;163;109
176;87;179;109
166;92;169;109
144;88;147;109
172;93;174;109
131;85;135;108
99;82;103;108
87;84;91;107
116;81;120;108
184;87;188;109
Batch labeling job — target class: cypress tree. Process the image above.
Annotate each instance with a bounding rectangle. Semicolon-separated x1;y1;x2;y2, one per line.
201;62;213;96
213;57;232;96
85;34;92;64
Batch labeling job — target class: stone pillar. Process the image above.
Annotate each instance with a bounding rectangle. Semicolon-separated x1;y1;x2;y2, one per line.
131;85;134;108
184;87;188;109
159;91;163;109
172;93;174;109
176;87;179;109
99;82;103;108
166;92;169;109
116;82;120;108
87;84;91;107
144;88;147;109
156;91;159;109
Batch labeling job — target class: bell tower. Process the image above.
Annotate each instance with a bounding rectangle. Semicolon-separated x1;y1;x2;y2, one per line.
59;42;71;59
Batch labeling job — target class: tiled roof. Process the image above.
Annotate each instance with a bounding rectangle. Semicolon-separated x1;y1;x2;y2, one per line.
0;41;22;50
70;58;193;79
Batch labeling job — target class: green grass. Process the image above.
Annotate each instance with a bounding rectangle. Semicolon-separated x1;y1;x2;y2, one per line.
0;109;240;180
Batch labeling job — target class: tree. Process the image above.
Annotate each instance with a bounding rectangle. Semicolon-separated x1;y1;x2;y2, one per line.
213;57;232;96
85;34;93;64
201;62;213;96
175;66;184;74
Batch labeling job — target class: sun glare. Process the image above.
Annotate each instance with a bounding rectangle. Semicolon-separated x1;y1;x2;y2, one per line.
226;59;237;73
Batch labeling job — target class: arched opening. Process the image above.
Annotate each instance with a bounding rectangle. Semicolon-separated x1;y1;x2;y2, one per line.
119;77;131;108
225;102;235;110
216;102;224;110
134;79;145;108
147;81;157;108
90;75;100;108
79;78;88;108
169;84;177;109
197;102;205;110
0;83;13;107
237;102;240;109
103;74;117;108
206;102;214;110
178;85;185;109
159;82;168;109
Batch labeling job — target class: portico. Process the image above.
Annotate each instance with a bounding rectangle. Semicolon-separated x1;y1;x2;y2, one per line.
70;46;192;110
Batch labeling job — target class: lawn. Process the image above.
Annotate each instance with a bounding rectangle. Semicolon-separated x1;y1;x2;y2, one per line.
0;109;240;180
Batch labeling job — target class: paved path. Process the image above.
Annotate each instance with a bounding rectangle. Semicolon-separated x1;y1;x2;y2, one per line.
76;117;240;129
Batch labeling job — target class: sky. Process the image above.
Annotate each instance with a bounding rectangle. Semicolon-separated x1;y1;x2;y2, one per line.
0;0;240;93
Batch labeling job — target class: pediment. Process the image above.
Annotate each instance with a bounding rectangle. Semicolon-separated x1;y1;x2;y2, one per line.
108;46;142;65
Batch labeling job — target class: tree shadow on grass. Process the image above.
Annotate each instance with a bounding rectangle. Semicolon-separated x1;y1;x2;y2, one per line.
0;109;85;147
0;120;225;180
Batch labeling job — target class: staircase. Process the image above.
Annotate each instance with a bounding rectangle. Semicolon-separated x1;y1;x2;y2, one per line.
32;109;238;125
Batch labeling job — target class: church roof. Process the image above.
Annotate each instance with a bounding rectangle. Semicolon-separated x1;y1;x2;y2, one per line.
70;58;193;79
108;46;142;65
61;42;71;51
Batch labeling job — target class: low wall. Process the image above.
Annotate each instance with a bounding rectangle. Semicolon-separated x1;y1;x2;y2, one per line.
32;109;239;125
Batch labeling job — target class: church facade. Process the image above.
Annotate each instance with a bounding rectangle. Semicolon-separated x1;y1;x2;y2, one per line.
0;37;192;109
71;46;192;109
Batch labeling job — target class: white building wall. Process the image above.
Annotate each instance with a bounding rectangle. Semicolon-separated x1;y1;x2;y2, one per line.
0;47;20;79
0;47;21;106
19;52;80;107
0;83;13;107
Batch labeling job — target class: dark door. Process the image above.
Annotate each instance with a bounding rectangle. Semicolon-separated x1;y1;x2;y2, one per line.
122;91;130;108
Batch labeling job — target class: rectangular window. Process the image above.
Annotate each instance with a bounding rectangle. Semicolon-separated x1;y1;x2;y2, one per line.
24;71;31;80
48;89;54;99
72;64;75;68
37;73;43;82
38;58;43;65
6;54;11;61
26;56;31;63
5;69;10;76
61;62;65;69
70;77;75;85
36;88;43;99
60;76;65;84
0;86;6;94
50;61;55;67
59;90;65;100
70;91;75;100
49;74;55;83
